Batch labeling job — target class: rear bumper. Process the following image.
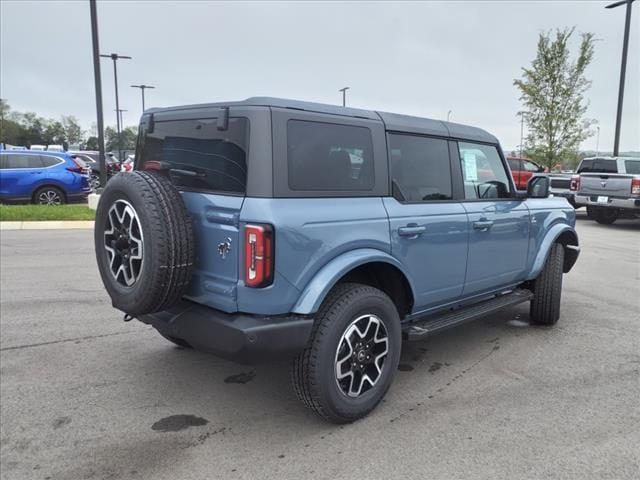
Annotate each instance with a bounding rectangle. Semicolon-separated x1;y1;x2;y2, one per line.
574;194;640;210
138;301;314;363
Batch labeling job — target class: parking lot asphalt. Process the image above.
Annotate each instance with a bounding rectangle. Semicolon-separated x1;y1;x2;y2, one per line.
1;212;639;480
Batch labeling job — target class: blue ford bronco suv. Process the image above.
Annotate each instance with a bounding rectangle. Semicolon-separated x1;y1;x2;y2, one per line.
94;97;580;423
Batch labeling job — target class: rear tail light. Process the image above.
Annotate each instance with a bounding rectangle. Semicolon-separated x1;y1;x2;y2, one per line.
244;224;274;288
632;178;640;196
570;175;580;191
66;157;84;173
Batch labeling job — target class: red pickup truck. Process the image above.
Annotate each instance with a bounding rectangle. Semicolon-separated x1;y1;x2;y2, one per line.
507;156;547;190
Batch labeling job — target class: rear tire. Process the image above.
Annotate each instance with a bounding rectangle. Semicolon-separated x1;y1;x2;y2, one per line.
530;243;564;326
592;207;618;225
33;186;65;205
292;283;401;423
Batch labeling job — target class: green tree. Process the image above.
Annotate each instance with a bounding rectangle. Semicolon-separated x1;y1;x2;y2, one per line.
85;136;99;150
42;120;66;147
514;27;596;169
61;115;83;146
105;125;138;152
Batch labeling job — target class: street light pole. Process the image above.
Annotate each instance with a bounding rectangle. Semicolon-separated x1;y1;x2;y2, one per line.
89;0;107;188
115;109;127;130
447;110;452;122
606;0;635;157
596;126;601;156
100;52;131;162
518;112;527;158
339;87;350;107
131;84;155;112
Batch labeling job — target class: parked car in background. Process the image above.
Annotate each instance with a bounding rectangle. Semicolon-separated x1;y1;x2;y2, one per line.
120;155;134;172
47;145;65;152
0;150;91;204
548;172;576;207
30;144;46;151
572;157;640;224
94;97;580;423
507;156;546;190
69;151;121;188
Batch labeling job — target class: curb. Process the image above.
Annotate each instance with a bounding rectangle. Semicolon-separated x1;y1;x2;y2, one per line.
0;221;95;231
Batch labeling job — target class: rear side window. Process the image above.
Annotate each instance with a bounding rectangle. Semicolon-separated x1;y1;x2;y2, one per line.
137;117;249;194
287;120;374;191
624;160;640;175
458;142;512;199
578;159;617;173
41;155;63;167
2;154;44;169
389;134;452;202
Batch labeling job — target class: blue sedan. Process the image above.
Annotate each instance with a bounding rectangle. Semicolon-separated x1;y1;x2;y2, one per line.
0;150;92;205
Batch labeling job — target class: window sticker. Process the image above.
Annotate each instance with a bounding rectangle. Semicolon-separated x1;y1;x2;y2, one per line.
463;152;478;181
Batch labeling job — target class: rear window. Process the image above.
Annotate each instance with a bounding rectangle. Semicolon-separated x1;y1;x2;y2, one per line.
578;159;617;174
287;120;374;191
41;155;63;167
137;117;249;194
624;160;640;175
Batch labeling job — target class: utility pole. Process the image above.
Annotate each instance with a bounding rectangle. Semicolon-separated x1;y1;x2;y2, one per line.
606;0;635;157
131;84;155;111
89;0;107;188
339;87;350;107
115;109;127;130
100;52;131;161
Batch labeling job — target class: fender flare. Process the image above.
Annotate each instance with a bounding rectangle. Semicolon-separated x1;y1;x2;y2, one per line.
291;248;416;315
526;224;579;280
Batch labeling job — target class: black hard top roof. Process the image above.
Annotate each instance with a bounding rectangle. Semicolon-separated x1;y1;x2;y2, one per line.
146;97;498;144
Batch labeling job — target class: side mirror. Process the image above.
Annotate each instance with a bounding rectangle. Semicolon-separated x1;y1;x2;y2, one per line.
527;175;550;198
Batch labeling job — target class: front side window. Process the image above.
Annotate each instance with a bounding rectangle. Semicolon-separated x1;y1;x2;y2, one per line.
458;142;512;199
522;160;543;172
507;158;521;171
137;117;249;194
3;154;44;169
389;134;452;202
287;120;374;191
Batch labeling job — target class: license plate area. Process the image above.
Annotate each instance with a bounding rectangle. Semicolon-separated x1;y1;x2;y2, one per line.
596;196;609;205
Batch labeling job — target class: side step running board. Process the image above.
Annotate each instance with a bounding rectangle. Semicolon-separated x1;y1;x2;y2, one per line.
403;289;533;341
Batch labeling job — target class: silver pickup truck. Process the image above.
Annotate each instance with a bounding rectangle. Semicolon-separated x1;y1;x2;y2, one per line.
572;157;640;224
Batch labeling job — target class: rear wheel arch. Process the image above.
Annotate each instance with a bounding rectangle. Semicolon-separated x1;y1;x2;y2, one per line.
338;262;414;318
291;250;416;318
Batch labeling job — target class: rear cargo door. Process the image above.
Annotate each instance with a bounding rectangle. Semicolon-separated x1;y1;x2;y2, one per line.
136;108;251;312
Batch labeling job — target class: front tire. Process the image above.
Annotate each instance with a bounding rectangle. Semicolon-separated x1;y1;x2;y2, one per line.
530;243;565;326
292;283;401;423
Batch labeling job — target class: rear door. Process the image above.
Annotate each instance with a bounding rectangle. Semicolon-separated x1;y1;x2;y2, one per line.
456;142;530;296
384;134;468;310
136;108;252;312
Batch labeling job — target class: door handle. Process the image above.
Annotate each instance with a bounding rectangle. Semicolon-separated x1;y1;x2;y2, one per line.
473;220;494;231
398;224;426;237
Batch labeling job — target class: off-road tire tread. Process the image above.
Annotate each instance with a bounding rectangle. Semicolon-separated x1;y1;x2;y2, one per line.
530;243;564;325
292;283;395;423
95;171;194;315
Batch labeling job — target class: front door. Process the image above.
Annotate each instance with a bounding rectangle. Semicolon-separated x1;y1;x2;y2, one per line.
384;133;468;312
456;141;530;296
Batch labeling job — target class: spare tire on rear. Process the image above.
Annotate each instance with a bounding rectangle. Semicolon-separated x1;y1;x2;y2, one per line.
94;171;194;316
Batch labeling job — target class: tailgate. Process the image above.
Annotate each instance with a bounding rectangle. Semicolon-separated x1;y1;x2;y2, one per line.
578;174;633;197
181;192;244;313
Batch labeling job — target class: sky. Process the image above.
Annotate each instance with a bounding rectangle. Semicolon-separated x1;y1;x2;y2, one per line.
1;0;638;152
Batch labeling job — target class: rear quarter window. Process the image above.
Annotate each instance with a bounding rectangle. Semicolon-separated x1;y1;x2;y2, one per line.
137;117;249;194
287;120;374;191
624;160;640;175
